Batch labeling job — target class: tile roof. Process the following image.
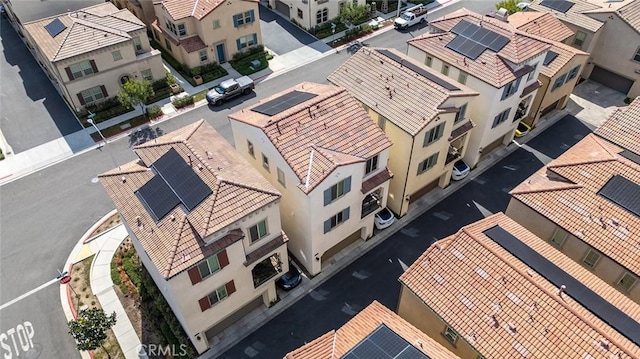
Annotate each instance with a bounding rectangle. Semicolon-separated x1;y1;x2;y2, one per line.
361;168;393;194
284;300;461;359
399;213;640;359
539;41;589;77
528;0;605;32
327;47;479;136
99;120;281;279
616;0;640;33
180;35;207;53
596;97;640;155
161;0;257;20
23;2;144;62
510;133;640;277
409;9;550;88
228;82;392;194
507;11;575;42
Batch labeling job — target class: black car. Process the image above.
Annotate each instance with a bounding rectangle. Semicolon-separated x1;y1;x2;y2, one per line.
276;261;302;290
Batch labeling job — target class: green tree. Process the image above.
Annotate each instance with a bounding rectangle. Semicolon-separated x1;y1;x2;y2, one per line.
117;78;154;117
68;308;117;358
495;0;522;14
340;3;372;26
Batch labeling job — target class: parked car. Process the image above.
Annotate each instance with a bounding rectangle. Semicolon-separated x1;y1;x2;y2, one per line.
515;121;532;138
374;207;395;230
206;76;254;106
452;160;470;181
276;260;302;290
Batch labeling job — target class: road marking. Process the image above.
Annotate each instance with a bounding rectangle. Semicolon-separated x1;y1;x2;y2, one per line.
0;278;58;311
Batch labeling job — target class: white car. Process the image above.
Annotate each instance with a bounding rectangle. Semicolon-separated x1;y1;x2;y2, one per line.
374;208;395;230
452;160;470;181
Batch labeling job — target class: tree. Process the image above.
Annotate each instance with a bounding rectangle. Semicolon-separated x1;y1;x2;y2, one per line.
68;308;117;358
117;78;154;118
495;0;522;14
339;3;372;26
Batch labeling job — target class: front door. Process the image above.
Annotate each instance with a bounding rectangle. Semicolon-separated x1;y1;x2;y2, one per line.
216;44;226;63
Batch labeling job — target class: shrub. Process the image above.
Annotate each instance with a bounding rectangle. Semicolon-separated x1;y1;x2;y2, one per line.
146;105;162;119
165;72;177;86
172;95;194;109
624;97;635;104
191;67;202;76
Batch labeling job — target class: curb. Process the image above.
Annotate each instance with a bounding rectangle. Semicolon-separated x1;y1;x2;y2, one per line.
83;209;119;244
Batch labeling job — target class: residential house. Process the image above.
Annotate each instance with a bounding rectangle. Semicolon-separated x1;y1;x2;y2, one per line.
111;0;156;27
22;2;164;111
0;0;103;36
228;82;393;275
407;9;550;168
529;0;640;97
398;213;640;358
269;0;366;30
284;301;461;359
151;0;261;68
328;47;479;216
508;11;589;126
506;98;640;303
99;120;288;354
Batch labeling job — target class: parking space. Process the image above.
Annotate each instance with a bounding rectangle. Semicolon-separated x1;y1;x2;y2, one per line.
565;79;627;129
259;4;331;55
0;15;81;153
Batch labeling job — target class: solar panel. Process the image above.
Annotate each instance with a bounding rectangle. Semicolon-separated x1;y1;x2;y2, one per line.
251;91;318;116
543;51;559;66
540;0;575;13
152;148;212;212
483;225;640;346
375;50;460;91
598;175;640;217
44;18;67;38
446;20;510;59
620;150;640;165
487;35;510;52
136;176;181;221
342;324;429;359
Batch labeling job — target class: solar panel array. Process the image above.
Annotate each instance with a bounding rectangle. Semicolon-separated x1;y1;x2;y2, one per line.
135;148;212;221
445;20;510;60
598;175;640;218
540;0;575;13
375;50;460;91
543;51;559;66
620;150;640;165
342;324;430;359
44;18;67;38
251;91;318;116
483;225;640;347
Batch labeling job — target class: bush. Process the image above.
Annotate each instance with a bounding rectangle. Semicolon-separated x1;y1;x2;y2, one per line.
172;95;194;109
624;97;635;104
146;105;162;119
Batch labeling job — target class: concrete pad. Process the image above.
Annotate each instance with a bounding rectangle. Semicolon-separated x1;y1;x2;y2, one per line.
96;289;120;307
567;80;627;128
91;272;114;294
93;250;115;266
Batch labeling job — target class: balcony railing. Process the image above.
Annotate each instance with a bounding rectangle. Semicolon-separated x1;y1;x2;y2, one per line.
362;192;381;218
252;253;282;288
446;145;462;165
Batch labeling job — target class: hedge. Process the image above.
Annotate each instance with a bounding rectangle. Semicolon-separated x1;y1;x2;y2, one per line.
172;95;194;109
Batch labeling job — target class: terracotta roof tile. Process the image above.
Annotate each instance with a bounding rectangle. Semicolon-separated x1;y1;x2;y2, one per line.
617;0;640;33
229;83;392;194
99;120;281;279
508;11;575;42
539;41;588;77
399;213;640;358
244;233;287;266
595;97;640;155
328;47;478;135
180;35;206;53
161;0;258;20
361;168;393;194
528;0;605;32
449;120;475;140
510;133;640;277
284;301;461;359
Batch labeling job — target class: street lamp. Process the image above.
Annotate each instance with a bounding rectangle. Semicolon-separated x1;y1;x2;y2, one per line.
396;0;403;19
86;112;106;145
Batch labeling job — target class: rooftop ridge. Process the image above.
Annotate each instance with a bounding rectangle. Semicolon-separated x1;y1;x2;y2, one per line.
262;86;347;126
163;215;189;277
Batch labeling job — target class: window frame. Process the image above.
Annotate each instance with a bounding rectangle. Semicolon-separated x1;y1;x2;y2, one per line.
378;115;386;130
247;140;255;157
551;73;567;92
324;177;352;205
249;219;269;243
262;153;270;171
365;155;379;175
298;8;304;19
199;49;208;62
133;37;143;52
417;152;439;175
237;10;253;26
213;19;220;29
441;63;450;76
566;65;581;81
277;168;286;186
582;249;601;268
423;123;445;147
324;207;350;233
458;71;467;85
501;77;522;100
237;34;257;50
425;55;433;67
618;272;637;292
443;326;458;345
634;47;640;62
70;60;94;79
207;285;228;306
197;255;221;279
550;227;568;247
454;103;467;123
573;31;586;47
79;86;105;105
177;23;187;36
491;108;511;128
527;63;538;81
141;69;153;81
316;8;329;24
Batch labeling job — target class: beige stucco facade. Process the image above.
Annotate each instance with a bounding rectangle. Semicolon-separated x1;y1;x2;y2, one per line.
269;0;366;30
151;0;262;69
506;198;640;303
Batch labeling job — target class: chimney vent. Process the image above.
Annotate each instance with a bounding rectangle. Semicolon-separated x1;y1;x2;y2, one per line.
558;284;566;297
121;176;126;183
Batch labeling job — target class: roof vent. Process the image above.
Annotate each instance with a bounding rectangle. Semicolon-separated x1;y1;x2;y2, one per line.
506;322;517;334
598;338;610;350
206;151;212;159
121;176;126;183
170;215;175;221
197;163;203;171
558;284;566;297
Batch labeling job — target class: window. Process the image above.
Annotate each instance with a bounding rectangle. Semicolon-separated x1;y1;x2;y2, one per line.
234;10;255;27
425;55;432;67
551;73;567;92
298;8;303;18
443;326;458;344
324;207;350;233
418;152;439;174
120;75;131;85
69;60;95;80
133;37;143;52
458;71;467;85
324;177;352;205
618;273;637;291
111;50;122;61
378;116;386;130
277;168;286;186
491;108;511;128
177;23;186;36
262;154;269;171
206;285;228;306
441;64;450;75
197;255;221;278
164;18;176;34
199;49;208;62
78;86;106;105
423;123;445;147
365;155;378;175
454;103;467;123
249;219;269;243
247;140;255;157
550;228;567;247
567;65;581;81
527;63;538;81
237;34;258;51
141;69;153;81
501;77;522;100
583;249;600;268
634;47;640;62
573;31;586;47
213;19;220;29
164;39;172;52
316;8;328;24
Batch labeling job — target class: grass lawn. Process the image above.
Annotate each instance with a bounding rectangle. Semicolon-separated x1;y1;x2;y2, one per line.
90;112;155;142
230;51;271;75
193;88;210;103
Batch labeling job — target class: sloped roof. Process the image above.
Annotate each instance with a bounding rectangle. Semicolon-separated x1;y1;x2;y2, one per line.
161;0;258;20
510;133;640;277
400;213;640;358
528;0;605;32
540;40;589;77
284;301;461;359
595;97;640;155
23;2;144;62
508;11;575;42
228;82;392;194
617;0;640;33
99;120;281;279
328;47;478;136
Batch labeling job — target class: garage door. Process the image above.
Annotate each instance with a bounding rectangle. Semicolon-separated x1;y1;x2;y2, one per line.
590;66;634;95
275;0;290;18
409;179;438;204
205;296;264;342
541;97;562;117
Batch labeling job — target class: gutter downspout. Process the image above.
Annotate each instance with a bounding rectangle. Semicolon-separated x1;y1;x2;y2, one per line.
400;134;415;216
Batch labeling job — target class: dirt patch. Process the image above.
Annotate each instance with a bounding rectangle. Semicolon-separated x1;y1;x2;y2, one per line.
89;213;122;238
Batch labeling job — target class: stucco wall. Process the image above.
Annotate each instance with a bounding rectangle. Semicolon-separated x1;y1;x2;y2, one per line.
270;0;366;30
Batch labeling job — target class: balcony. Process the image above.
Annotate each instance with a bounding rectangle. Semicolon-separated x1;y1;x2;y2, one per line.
446;144;462;165
251;253;283;288
362;189;382;218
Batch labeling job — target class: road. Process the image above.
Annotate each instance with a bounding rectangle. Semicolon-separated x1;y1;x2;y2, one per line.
0;1;508;357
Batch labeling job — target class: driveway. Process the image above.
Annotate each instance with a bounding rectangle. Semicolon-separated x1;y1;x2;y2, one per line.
0;15;81;154
565;79;628;129
259;4;331;55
